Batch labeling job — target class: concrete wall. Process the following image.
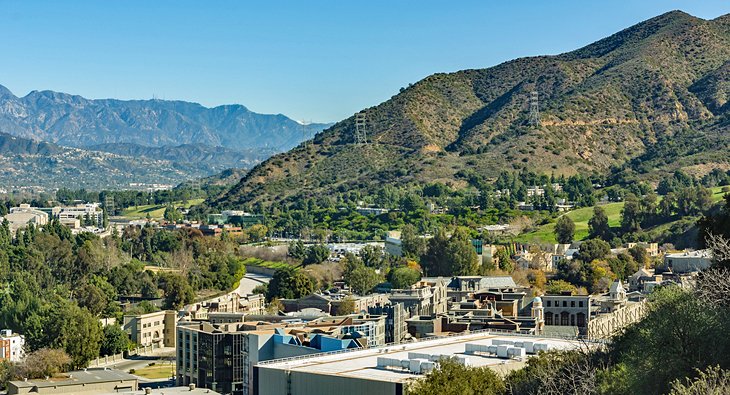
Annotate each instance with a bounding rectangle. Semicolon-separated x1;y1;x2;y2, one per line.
255;367;399;395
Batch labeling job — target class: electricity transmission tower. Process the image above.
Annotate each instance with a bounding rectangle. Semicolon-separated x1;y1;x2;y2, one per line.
104;195;115;217
355;110;369;145
529;90;540;127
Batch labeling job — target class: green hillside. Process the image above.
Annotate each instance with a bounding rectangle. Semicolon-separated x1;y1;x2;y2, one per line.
208;11;730;210
121;199;204;220
517;186;727;244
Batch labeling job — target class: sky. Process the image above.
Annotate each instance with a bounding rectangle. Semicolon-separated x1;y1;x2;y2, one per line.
0;1;728;123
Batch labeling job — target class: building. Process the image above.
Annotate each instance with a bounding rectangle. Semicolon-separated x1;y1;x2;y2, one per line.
280;293;389;316
4;204;48;233
440;276;523;302
0;329;25;362
208;211;264;227
54;203;104;228
662;249;712;273
367;303;407;344
254;331;592;395
541;281;647;339
7;368;138;395
181;293;266;321
388;278;449;317
123;310;177;347
176;315;382;395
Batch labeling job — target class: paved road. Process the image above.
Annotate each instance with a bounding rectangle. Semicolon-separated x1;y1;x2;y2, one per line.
236;272;271;296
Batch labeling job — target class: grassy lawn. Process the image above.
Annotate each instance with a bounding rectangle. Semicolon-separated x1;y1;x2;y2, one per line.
120;198;204;220
710;186;728;202
133;362;176;379
516;202;625;244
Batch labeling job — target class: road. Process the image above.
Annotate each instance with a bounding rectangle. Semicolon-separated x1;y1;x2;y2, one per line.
236;272;271;296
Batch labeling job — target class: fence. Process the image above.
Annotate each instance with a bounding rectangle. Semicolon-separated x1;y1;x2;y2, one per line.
86;343;163;368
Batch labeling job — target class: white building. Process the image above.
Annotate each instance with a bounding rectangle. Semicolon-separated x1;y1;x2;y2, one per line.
0;329;25;362
55;203;104;228
663;249;713;273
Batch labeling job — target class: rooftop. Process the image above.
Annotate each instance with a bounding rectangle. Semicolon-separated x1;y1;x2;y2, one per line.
256;331;591;384
9;369;137;389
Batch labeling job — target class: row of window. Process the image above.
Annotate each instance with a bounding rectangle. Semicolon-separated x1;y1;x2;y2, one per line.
545;300;584;308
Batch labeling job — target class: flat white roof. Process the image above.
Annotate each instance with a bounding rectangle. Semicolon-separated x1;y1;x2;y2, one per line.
257;332;590;383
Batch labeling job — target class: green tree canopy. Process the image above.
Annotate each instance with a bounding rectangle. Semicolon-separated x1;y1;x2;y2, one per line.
554;216;575;244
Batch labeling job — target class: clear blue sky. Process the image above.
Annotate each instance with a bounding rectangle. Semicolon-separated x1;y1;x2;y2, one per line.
0;1;727;123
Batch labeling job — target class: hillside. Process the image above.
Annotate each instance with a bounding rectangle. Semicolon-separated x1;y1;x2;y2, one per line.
0;132;212;190
0;85;330;152
86;142;275;174
210;11;730;209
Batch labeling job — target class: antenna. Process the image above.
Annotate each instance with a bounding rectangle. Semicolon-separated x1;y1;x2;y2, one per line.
355;110;369;145
529;90;540;127
104;195;115;217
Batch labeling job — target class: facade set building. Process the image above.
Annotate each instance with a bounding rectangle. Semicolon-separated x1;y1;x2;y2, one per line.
123;310;177;347
0;329;25;362
542;280;647;339
176;314;387;395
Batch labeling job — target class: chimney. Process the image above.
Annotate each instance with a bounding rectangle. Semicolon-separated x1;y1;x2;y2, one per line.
189;383;196;391
145;388;151;395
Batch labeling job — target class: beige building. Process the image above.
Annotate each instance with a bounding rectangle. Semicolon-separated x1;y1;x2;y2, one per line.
389;278;449;317
123;310;177;347
4;204;48;233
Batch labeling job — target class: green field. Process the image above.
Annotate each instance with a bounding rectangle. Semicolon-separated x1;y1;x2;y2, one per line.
132;362;176;379
120;198;204;219
516;186;728;244
516;202;624;244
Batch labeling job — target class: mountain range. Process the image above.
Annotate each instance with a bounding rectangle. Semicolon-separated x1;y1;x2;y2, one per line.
0;85;330;151
209;10;730;209
0;85;331;188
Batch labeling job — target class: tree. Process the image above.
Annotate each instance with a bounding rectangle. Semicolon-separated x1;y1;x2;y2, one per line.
621;193;642;232
494;247;514;272
161;274;195;310
100;324;131;356
407;358;505;395
577;239;611;263
670;365;730;395
303;244;330;265
344;265;381;295
627;245;649;268
588;206;611;240
335;296;356;315
388;267;421;289
545;280;577;295
267;267;315;300
19;348;72;379
421;228;450;276
446;227;479;276
554;216;575;244
401;224;427;258
359;245;385;268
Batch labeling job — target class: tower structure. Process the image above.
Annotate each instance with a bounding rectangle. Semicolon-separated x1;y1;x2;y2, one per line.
529;90;540;127
355;111;368;145
104;195;115;217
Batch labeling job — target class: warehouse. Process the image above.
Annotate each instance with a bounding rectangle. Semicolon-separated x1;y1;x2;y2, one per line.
253;331;589;395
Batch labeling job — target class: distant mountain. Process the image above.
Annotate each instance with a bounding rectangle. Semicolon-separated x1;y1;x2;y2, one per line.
86;142;275;174
0;87;331;152
0;132;214;190
209;11;730;209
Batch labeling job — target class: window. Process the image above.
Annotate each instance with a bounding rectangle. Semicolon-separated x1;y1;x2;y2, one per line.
546;300;551;307
562;301;567;307
579;301;584;308
571;301;575;307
